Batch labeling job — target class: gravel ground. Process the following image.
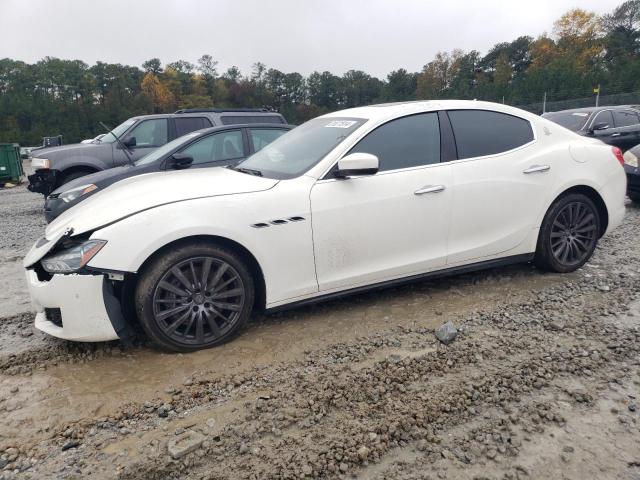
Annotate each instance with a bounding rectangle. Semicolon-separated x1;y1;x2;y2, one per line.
0;178;638;479
0;161;46;318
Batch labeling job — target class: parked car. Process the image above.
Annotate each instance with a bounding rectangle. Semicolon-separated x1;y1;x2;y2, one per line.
43;123;293;222
24;100;625;352
621;144;640;202
542;105;640;151
27;108;287;195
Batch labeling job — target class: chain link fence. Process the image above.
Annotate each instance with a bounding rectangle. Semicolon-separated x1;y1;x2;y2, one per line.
517;91;640;114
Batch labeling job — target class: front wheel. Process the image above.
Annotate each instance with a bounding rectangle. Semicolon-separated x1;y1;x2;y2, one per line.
534;193;600;273
135;243;255;352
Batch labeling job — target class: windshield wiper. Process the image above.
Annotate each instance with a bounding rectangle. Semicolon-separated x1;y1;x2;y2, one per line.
229;166;263;177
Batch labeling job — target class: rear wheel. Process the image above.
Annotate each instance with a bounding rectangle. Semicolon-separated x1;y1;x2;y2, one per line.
535;193;600;273
135;243;254;352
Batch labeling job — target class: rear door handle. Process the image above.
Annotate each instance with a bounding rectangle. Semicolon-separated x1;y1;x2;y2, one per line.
523;165;550;174
611;133;621;137
414;185;445;195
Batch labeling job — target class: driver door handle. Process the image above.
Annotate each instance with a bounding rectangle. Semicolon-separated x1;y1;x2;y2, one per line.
414;185;445;195
611;133;621;137
523;165;550;174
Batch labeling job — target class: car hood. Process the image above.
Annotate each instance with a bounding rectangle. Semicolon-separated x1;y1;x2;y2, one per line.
33;142;112;162
45;167;279;240
51;165;137;194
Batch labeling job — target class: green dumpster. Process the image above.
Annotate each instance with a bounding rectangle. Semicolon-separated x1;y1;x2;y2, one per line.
0;143;24;184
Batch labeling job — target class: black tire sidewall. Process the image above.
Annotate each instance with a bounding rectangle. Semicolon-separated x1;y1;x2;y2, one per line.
535;193;600;273
135;242;255;352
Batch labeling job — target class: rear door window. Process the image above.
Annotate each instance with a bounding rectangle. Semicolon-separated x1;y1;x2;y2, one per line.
613;110;640;128
348;113;440;172
181;130;244;165
174;117;212;137
249;128;288;152
448;110;534;159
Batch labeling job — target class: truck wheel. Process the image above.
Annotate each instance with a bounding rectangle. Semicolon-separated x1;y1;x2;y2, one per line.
135;242;255;352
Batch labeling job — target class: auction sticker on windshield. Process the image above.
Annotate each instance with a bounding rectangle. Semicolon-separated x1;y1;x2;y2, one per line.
325;120;358;128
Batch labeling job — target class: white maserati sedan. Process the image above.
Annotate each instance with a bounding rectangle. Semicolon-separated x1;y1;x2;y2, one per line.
24;101;626;351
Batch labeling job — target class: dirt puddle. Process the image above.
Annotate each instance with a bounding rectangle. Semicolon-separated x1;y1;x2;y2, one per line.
0;264;567;449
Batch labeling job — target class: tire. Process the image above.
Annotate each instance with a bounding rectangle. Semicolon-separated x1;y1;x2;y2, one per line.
59;170;94;186
534;193;601;273
135;242;255;352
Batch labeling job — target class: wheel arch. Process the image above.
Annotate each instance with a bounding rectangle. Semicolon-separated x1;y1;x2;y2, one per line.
546;185;608;237
131;234;267;311
57;164;101;185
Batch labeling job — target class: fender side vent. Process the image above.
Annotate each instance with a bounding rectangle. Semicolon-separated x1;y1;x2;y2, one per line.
270;219;288;225
251;223;270;228
288;216;305;222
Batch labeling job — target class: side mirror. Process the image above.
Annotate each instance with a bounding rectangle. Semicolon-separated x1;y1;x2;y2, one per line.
169;153;194;170
122;136;137;148
590;122;610;133
335;152;379;178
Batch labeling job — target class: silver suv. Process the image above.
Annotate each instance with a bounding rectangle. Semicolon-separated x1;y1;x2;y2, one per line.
27;108;287;195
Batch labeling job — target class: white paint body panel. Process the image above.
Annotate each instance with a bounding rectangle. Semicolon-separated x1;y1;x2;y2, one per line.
45;167;279;240
23;100;627;341
26;270;118;341
310;164;452;291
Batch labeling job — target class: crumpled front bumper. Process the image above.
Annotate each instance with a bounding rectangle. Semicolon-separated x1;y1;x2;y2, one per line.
26;269;123;342
27;169;58;195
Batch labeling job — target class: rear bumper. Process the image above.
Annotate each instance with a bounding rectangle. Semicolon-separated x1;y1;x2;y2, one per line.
600;167;627;235
27;169;58;195
26;269;123;342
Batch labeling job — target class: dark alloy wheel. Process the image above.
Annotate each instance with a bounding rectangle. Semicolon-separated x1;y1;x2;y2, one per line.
535;193;601;273
153;257;245;346
135;243;255;352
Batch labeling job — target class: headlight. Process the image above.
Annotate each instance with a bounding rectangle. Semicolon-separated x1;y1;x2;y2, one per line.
41;240;107;273
31;157;50;169
59;184;98;203
623;150;638;168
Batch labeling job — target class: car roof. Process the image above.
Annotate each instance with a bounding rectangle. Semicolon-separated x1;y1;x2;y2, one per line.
320;100;541;122
127;111;286;121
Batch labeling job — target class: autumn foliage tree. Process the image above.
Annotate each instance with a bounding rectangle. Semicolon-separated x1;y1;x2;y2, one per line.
3;0;640;145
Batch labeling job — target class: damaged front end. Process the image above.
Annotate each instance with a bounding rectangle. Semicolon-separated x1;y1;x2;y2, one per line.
27;169;58;195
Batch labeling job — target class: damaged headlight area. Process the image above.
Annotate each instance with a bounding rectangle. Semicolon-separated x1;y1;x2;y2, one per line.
58;184;98;203
40;239;107;274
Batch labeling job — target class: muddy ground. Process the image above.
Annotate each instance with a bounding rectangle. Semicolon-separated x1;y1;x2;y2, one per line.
0;179;638;479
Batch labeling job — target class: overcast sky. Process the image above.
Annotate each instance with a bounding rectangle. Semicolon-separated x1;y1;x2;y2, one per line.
0;0;624;77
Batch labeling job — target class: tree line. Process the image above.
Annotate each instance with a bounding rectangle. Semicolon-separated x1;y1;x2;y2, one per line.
1;0;640;145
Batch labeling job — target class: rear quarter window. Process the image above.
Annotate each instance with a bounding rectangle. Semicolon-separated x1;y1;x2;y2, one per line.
448;110;534;160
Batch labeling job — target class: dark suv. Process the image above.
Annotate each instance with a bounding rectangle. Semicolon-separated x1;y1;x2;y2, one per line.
542;105;640;151
27;108;287;195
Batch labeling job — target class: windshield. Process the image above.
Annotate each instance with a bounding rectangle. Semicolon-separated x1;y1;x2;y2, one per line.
99;119;137;144
236;117;366;179
543;111;591;131
134;131;203;166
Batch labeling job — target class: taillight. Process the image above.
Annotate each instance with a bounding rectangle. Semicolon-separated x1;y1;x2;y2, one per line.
612;146;625;166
